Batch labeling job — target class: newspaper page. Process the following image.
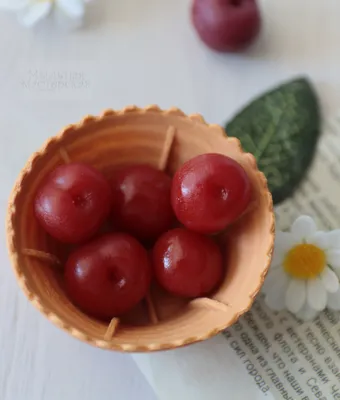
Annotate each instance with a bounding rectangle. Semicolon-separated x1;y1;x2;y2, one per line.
133;114;340;400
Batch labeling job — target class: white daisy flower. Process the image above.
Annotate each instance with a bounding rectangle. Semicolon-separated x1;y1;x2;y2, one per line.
263;215;340;321
0;0;90;28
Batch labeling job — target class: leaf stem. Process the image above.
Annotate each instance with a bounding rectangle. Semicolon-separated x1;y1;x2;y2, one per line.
254;109;286;161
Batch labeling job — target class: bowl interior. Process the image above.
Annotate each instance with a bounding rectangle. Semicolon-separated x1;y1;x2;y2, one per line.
7;108;274;351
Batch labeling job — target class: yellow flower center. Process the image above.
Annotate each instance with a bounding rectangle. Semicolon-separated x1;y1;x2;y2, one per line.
283;244;326;279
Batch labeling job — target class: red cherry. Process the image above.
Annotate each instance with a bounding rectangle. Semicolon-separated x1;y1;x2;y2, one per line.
152;228;223;298
35;163;111;244
171;153;251;234
65;233;151;319
111;165;174;242
191;0;261;53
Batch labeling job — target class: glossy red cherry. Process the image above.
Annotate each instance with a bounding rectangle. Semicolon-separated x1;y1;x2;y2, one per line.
35;163;111;244
35;162;112;244
152;228;223;298
171;153;251;234
111;165;174;242
191;0;261;53
65;233;151;319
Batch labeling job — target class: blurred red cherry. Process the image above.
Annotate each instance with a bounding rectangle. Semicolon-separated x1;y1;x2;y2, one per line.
191;0;261;52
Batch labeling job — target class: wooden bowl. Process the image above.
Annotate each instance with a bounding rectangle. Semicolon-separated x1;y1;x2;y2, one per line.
6;105;274;352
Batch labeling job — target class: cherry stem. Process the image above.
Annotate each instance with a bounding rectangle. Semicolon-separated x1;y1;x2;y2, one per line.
22;249;61;267
104;318;120;340
60;148;71;164
146;292;158;324
158;126;175;171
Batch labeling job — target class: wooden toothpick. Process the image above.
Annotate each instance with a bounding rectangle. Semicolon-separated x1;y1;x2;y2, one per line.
146;292;158;324
158;126;175;171
59;148;71;163
104;318;120;341
22;249;61;266
191;297;230;312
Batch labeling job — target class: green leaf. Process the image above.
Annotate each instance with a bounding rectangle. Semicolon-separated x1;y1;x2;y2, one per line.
226;77;321;205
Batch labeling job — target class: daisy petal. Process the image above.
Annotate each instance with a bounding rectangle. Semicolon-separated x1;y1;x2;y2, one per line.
286;279;306;314
306;231;328;250
285;279;306;313
296;303;318;321
270;231;295;270
307;278;327;311
327;229;340;249
274;231;296;256
326;249;340;269
57;0;85;18
271;250;284;269
327;290;340;310
0;0;29;11
291;216;317;241
264;270;289;311
262;268;284;294
320;267;339;293
18;2;52;27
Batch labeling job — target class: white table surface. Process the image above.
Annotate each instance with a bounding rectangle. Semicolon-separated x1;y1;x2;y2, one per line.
1;1;340;399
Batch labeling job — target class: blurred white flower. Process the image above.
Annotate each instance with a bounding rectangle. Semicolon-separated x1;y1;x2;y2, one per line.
0;0;90;28
263;215;340;321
